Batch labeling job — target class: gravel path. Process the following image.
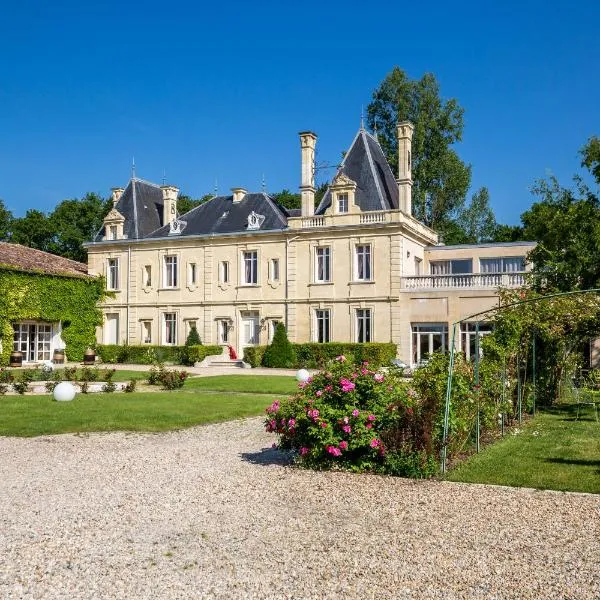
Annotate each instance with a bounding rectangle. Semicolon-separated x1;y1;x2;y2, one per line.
1;418;598;599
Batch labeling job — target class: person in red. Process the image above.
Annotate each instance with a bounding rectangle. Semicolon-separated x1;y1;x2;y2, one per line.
228;345;238;360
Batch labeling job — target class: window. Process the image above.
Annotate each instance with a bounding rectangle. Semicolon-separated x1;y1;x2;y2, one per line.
107;258;119;290
243;251;258;285
164;255;178;288
337;193;348;213
355;245;372;281
270;258;280;281
460;323;493;361
480;256;525;273
220;261;230;284
141;320;152;344
105;313;119;345
163;313;177;345
430;259;472;275
189;263;197;285
411;324;448;366
144;265;152;287
315;247;331;283
187;320;198;336
356;309;372;343
269;320;280;343
12;323;52;362
315;309;331;343
414;257;422;275
109;225;118;240
219;320;229;344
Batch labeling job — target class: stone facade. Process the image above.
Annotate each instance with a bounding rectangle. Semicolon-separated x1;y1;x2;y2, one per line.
85;124;534;366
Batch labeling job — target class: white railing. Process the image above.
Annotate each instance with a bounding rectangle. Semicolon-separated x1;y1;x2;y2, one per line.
359;211;387;224
302;217;325;228
401;272;527;289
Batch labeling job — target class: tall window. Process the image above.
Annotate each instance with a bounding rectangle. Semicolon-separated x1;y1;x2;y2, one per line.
337;193;348;213
356;309;372;343
355;245;372;281
188;263;197;285
141;320;152;344
480;257;525;273
243;251;258;285
144;265;152;287
163;313;177;345
270;258;280;281
315;309;331;343
164;256;178;288
430;259;472;275
315;247;331;282
219;320;229;344
411;324;448;366
107;258;119;290
460;323;493;361
220;261;230;283
109;225;118;240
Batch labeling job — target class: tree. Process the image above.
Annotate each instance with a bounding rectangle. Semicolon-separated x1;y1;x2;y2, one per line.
262;322;296;368
178;193;213;215
185;326;202;346
271;189;300;210
10;209;54;252
491;224;526;243
367;67;471;233
581;136;600;184
0;200;12;241
457;187;497;243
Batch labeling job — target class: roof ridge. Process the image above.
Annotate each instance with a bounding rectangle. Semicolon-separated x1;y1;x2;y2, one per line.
361;130;386;210
260;192;289;227
131;177;162;189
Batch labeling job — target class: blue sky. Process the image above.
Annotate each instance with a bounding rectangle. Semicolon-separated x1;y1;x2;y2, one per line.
1;0;598;225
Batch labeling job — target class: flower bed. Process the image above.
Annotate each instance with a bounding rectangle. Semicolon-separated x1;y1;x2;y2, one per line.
265;356;437;478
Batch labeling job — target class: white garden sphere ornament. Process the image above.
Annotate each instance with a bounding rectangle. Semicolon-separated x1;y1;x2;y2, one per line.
296;369;310;383
54;381;76;402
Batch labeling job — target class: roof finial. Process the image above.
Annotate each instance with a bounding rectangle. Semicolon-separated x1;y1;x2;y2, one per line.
214;178;218;196
360;105;364;130
261;173;266;193
162;168;166;186
132;156;136;179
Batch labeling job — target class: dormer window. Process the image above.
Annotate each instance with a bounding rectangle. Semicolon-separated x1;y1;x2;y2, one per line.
247;211;265;230
109;225;118;240
337;193;348;213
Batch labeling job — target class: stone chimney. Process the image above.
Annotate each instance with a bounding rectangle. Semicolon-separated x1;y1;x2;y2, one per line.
231;188;247;203
161;185;179;226
397;121;414;215
299;131;317;217
111;187;125;207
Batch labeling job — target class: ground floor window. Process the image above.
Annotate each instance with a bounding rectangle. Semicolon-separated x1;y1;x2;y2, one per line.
219;320;229;344
356;309;372;343
141;320;152;344
163;313;177;345
315;309;331;343
13;322;53;362
412;323;448;366
460;322;493;361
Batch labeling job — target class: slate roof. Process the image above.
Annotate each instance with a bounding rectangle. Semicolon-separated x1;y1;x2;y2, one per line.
93;178;164;242
315;128;399;215
0;242;89;278
148;193;289;238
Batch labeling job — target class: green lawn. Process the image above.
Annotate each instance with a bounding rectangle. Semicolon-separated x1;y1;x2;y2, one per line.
184;374;298;395
447;403;600;494
0;391;273;437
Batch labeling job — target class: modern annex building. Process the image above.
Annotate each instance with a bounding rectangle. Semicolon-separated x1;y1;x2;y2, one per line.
85;123;533;367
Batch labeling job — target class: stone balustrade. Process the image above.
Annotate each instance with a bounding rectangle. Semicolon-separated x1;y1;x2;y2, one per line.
401;272;527;290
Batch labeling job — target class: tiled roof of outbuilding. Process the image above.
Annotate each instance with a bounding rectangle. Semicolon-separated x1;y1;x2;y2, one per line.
0;242;89;278
315;128;399;214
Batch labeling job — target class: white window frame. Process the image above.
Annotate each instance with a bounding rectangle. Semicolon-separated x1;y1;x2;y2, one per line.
242;250;258;285
144;265;152;287
220;261;230;284
109;225;118;240
314;309;331;343
270;258;280;282
219;320;230;344
411;323;449;366
163;255;178;288
315;246;331;283
356;308;372;343
337;193;348;213
188;263;197;286
107;258;119;291
141;320;152;344
355;244;372;281
460;322;493;361
163;313;177;345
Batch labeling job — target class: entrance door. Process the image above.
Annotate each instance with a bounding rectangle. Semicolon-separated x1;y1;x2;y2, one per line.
105;314;119;345
240;312;260;353
12;323;53;362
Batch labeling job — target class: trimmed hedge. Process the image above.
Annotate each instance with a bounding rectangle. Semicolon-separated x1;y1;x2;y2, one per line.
244;343;397;369
97;344;221;366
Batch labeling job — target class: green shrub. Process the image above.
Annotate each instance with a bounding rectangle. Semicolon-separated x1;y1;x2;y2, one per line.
96;344;219;366
265;356;436;478
179;345;221;366
262;323;296;368
243;346;267;368
146;364;189;390
185;327;202;346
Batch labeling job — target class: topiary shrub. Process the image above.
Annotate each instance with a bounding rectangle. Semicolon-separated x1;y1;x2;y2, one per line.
262;323;296;368
185;326;202;346
179;345;221;366
265;356;437;478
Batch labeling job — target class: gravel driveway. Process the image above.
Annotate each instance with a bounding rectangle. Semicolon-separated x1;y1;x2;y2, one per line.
1;418;598;599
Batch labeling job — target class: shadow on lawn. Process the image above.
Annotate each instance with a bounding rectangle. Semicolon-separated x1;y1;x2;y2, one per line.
240;447;293;466
546;458;600;471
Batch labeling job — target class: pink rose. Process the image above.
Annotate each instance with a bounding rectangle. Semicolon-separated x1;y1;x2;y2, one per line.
300;447;309;456
366;423;372;429
367;414;376;422
360;368;368;375
370;439;380;448
352;409;360;417
316;390;323;397
335;355;346;362
342;425;351;434
339;441;348;450
339;378;356;392
320;422;328;428
374;373;384;383
288;418;296;427
343;416;349;424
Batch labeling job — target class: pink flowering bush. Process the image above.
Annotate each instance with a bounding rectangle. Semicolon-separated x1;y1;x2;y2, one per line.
265;359;437;477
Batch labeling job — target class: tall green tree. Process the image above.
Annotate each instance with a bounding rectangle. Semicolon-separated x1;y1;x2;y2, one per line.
178;193;213;215
581;136;600;183
458;187;497;243
10;209;54;252
0;200;12;241
367;67;471;233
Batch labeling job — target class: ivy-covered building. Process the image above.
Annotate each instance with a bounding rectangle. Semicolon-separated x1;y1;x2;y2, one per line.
0;242;105;365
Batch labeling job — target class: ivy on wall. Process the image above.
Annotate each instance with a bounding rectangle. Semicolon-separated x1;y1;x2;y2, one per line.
0;267;106;365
